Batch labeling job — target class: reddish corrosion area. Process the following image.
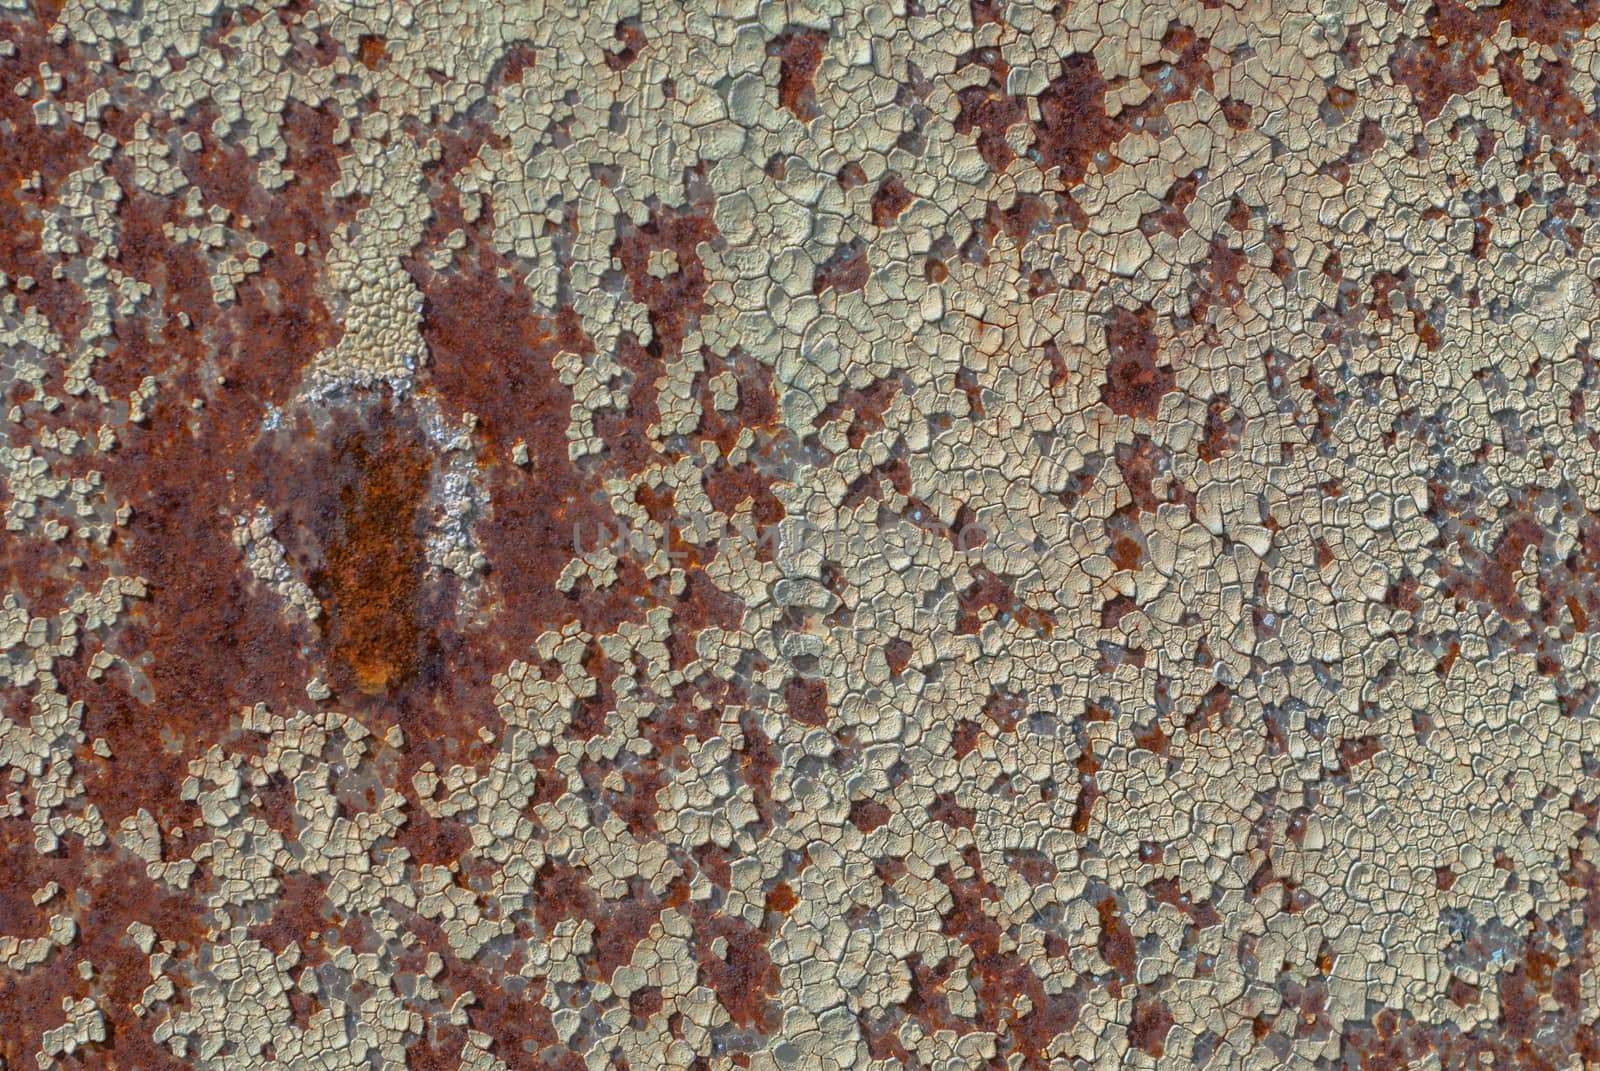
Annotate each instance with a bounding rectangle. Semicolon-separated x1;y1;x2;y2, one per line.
1101;305;1174;420
956;22;1210;214
9;4;1600;1071
769;27;828;122
1128;995;1175;1057
605;18;649;71
1199;395;1244;460
0;7;379;1061
0;22;93;355
1389;0;1600;148
859;841;1093;1069
1031;54;1123;187
871;173;914;227
305;410;434;695
1;8;701;1071
395;112;796;1058
813;242;870;294
1331;822;1600;1070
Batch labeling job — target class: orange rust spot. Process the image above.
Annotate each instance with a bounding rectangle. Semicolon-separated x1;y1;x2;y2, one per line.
885;637;913;676
1110;536;1143;571
764;881;798;914
356;33;387;69
769;27;828;122
1095;895;1137;994
312;412;433;696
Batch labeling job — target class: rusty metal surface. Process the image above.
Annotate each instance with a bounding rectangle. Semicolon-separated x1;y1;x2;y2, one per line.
3;0;1600;1069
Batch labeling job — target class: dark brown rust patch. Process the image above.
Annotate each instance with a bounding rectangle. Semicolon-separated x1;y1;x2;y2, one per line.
499;43;536;84
1005;849;1057;885
784;676;829;727
1199;395;1244;460
929;792;976;830
930;848;1083;1070
611;192;719;362
956;566;1057;635
1140;174;1199;239
1094;895;1137;994
1101;306;1173;420
1032;54;1122;188
1128;995;1175;1057
1189;682;1232;731
1189;238;1248;321
812;374;896;449
812;243;870;294
954;78;1028;174
86;95;351;814
0;844;204;1071
605;19;649;71
1389;0;1598;130
849;798;892;833
690;906;780;1030
885;637;913;676
1114;435;1193;518
356;33;388;69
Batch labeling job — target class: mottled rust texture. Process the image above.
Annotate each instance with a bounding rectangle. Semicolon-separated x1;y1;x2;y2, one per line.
5;0;1600;1069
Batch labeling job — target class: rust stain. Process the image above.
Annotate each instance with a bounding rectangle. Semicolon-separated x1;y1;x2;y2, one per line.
769;27;828;122
1101;306;1173;420
311;410;433;696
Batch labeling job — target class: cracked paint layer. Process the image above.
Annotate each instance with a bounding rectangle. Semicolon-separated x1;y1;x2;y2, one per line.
3;0;1600;1069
